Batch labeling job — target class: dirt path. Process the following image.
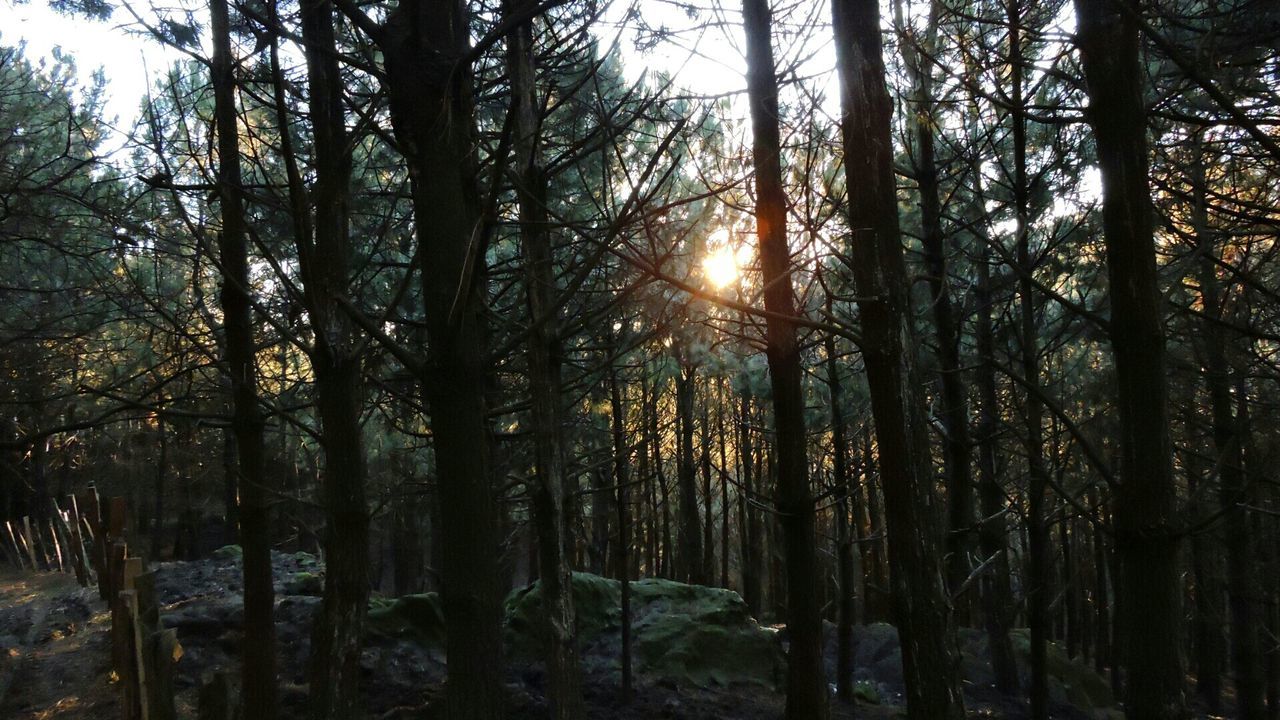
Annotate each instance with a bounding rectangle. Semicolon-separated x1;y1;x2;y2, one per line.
0;570;116;720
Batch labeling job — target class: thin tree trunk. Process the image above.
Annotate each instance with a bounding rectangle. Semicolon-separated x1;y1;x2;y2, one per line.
825;295;855;703
675;360;705;584
738;389;761;615
701;394;715;584
1006;3;1051;712
210;0;276;714
505;4;586;714
1191;146;1265;719
974;213;1020;694
609;362;633;702
894;0;974;617
151;417;166;559
289;3;372;716
741;0;828;713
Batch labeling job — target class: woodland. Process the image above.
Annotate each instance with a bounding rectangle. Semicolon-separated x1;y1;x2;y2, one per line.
0;0;1277;718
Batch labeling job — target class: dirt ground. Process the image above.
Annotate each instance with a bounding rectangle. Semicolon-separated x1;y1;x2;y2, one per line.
0;570;115;720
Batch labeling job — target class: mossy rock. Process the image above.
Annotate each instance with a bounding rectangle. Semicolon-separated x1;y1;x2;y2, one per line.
212;544;243;561
282;572;322;596
506;572;622;658
366;592;446;649
290;551;319;568
853;680;881;704
1010;629;1114;710
505;573;783;688
627;577;782;688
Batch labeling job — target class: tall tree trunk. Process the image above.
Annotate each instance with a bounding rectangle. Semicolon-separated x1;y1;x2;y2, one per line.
738;389;762;616
505;4;586;715
894;0;975;616
826;321;855;702
701;395;715;583
151;416;166;559
974;213;1020;694
609;362;633;702
831;0;964;716
1073;1;1187;714
210;0;276;714
1191;146;1265;719
1185;424;1225;712
717;378;731;589
675;360;705;584
289;2;372;716
379;0;505;715
741;0;828;713
1006;2;1052;712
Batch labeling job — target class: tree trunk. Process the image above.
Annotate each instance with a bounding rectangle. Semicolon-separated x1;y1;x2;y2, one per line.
974;212;1020;694
379;0;505;715
210;0;276;714
609;362;633;702
894;0;975;617
1191;146;1265;719
505;4;586;714
675;360;705;584
830;0;964;716
741;0;828;713
1074;1;1187;715
738;389;762;616
290;3;373;715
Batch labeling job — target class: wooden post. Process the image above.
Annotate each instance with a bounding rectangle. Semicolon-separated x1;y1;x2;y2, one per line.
5;521;25;570
21;516;40;570
197;671;241;720
67;496;89;586
114;588;139;720
48;519;65;573
150;629;181;720
125;591;151;720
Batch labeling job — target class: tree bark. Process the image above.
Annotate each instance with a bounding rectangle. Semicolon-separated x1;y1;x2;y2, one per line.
974;208;1020;694
378;0;506;715
1073;1;1187;714
741;0;828;714
830;0;964;716
609;362;633;702
210;0;276;714
675;359;705;584
505;4;586;715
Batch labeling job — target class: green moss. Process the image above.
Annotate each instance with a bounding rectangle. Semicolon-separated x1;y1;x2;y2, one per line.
504;573;784;688
1011;629;1114;710
282;571;322;596
366;592;446;648
212;544;242;561
853;680;881;705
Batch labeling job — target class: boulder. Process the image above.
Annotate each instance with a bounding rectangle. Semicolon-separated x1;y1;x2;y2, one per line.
506;573;784;688
366;593;447;650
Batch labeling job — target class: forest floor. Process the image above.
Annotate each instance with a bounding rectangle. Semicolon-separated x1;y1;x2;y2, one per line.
0;558;1196;720
0;570;115;720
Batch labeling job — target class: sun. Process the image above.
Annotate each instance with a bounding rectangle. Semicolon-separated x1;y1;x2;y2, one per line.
702;232;741;289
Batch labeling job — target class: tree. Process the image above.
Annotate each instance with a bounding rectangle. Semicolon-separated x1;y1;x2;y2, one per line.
1073;0;1186;715
830;0;965;716
741;0;829;716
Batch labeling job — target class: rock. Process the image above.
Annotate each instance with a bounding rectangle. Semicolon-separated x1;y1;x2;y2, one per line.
853;680;881;705
366;592;447;649
506;573;784;689
281;572;322;596
211;545;242;562
1010;629;1114;712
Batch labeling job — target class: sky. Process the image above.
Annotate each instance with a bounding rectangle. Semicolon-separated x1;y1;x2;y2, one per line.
3;0;781;137
6;1;191;140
